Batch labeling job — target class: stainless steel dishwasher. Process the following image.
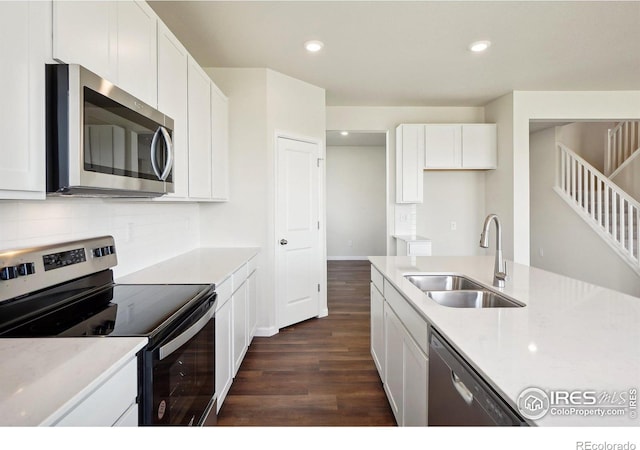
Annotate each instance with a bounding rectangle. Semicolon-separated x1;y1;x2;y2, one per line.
428;329;527;426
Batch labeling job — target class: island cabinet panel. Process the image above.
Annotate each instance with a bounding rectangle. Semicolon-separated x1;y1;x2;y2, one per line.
372;268;429;426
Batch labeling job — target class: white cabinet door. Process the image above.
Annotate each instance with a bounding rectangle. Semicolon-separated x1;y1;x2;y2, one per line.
0;1;47;199
396;124;424;203
370;283;385;379
116;1;157;106
384;305;404;425
424;124;462;169
247;270;257;344
157;21;189;198
54;358;138;426
462;124;497;169
52;0;118;82
210;82;229;201
232;280;248;375
215;293;233;413
187;57;213;199
403;332;428;426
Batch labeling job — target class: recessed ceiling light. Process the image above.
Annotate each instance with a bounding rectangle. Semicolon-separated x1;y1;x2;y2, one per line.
305;40;324;53
469;40;491;53
340;131;349;136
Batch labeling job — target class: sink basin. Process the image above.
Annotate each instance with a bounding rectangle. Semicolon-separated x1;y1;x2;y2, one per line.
427;290;523;308
405;274;484;292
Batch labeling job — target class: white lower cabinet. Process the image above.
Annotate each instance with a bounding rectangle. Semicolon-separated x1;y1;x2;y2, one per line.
232;280;248;375
247;264;258;343
370;282;385;379
372;269;429;427
215;258;257;412
215;281;233;413
383;305;428;426
54;357;138;426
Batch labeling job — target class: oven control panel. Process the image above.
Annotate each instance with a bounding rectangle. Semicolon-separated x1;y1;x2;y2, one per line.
43;248;87;271
0;236;117;303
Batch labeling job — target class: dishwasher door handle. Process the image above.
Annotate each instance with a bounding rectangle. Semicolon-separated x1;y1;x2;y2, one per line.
451;371;474;405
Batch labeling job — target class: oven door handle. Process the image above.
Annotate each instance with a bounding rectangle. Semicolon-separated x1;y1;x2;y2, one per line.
159;306;213;360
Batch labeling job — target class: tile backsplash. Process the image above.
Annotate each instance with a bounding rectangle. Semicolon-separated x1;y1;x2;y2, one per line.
0;198;200;277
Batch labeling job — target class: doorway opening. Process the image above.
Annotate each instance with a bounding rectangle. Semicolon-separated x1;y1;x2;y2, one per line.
325;130;387;260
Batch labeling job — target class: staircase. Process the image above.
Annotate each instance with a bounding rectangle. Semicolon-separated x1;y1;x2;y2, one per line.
606;121;640;177
555;143;640;275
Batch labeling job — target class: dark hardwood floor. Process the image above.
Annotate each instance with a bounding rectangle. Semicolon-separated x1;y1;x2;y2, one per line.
216;260;396;426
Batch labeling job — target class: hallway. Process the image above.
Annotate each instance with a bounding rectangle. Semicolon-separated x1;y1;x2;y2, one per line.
216;260;396;426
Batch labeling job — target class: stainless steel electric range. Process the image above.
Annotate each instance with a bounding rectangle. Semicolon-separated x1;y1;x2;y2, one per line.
0;236;216;426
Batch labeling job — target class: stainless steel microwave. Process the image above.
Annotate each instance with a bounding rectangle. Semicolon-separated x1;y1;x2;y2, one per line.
46;64;174;197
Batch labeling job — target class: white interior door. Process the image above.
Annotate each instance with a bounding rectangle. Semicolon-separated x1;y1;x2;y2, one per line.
276;136;321;329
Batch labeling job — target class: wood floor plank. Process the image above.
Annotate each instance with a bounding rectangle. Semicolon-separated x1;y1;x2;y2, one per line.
216;260;396;426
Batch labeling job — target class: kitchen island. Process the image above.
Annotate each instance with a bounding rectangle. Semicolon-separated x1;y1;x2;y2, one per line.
369;255;640;427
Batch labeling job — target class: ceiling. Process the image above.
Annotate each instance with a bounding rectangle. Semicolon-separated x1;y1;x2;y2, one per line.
149;1;640;107
326;130;387;146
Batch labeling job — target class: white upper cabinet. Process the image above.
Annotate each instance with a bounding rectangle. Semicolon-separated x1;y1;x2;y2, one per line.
0;1;48;199
116;1;157;106
396;124;425;203
53;1;158;106
187;57;213;200
157;21;189;198
423;124;496;170
210;83;230;201
461;124;497;169
424;124;462;169
52;1;118;82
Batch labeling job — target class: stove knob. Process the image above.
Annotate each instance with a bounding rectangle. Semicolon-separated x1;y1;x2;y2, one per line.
0;266;18;280
93;248;103;257
102;246;112;255
17;262;35;276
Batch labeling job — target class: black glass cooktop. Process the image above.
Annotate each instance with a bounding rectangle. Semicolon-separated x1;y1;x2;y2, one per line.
0;280;212;339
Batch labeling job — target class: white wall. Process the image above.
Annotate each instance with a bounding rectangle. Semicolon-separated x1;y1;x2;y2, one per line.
326;106;485;256
201;67;326;336
529;127;640;297
418;171;486;256
486;90;640;265
556;122;616;172
326;145;386;259
611;153;640;201
483;93;515;260
0;199;200;278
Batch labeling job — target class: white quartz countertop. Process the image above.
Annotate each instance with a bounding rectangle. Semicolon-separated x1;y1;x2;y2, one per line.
0;337;146;426
369;255;640;427
116;247;260;285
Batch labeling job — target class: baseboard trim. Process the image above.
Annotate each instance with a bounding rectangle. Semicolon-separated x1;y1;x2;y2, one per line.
327;256;370;261
253;326;279;337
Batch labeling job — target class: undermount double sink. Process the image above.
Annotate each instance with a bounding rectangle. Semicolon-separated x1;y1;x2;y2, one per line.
404;275;524;308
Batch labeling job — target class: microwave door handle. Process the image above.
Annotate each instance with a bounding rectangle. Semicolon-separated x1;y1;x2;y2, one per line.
158;126;173;181
150;127;163;179
158;307;214;360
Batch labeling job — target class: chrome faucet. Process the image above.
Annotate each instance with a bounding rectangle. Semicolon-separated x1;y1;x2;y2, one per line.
480;214;508;288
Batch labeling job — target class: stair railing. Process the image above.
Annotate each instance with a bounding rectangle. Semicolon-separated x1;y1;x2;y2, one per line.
605;121;640;176
556;143;640;273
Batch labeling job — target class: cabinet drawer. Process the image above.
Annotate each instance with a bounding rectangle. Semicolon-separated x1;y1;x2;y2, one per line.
371;266;384;293
383;279;428;354
407;241;432;256
232;263;248;292
55;358;138;426
215;277;232;311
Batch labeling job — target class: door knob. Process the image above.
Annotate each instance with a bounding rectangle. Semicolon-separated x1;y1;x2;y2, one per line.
280;239;288;245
